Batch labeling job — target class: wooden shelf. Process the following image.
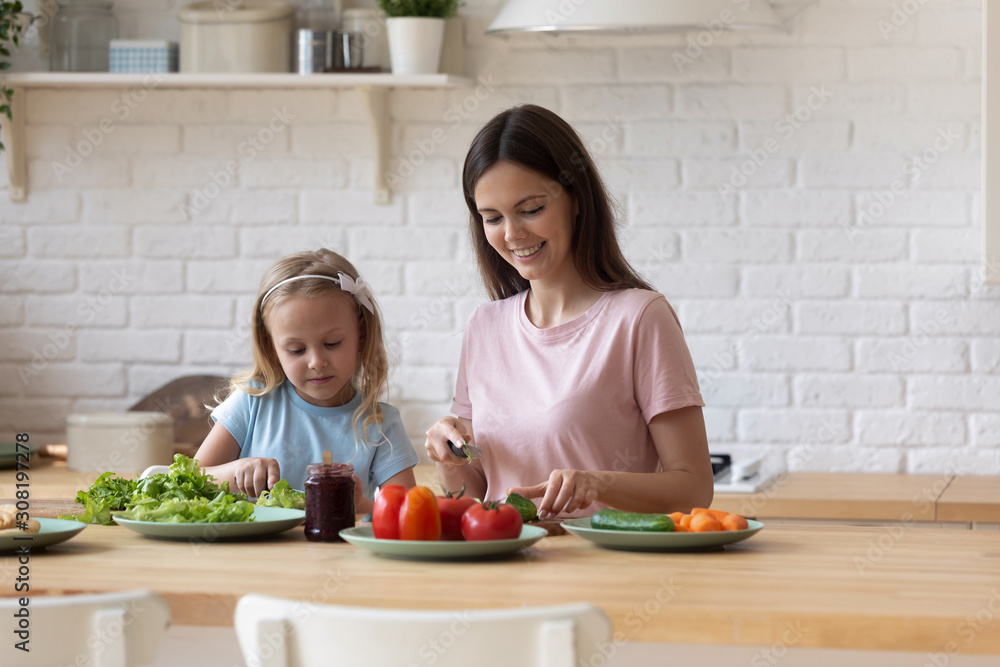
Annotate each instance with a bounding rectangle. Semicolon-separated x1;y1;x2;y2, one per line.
0;72;475;203
2;72;473;89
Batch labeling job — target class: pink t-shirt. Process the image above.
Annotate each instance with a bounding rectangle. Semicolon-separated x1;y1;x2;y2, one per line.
451;288;705;515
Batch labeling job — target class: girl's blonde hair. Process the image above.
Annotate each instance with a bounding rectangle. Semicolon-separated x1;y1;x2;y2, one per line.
229;249;390;447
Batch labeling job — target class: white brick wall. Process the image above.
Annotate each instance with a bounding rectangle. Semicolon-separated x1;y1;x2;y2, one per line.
0;0;995;475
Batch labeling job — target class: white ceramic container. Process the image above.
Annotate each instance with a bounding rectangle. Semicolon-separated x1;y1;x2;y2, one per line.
67;412;174;473
179;0;295;73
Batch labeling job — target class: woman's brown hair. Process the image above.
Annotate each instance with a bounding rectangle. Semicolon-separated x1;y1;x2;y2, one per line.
462;104;653;301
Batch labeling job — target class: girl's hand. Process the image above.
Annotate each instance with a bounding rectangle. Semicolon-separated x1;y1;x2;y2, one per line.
507;469;607;519
231;457;281;498
424;417;473;467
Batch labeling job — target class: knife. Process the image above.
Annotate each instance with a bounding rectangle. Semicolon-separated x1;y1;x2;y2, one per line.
447;440;482;461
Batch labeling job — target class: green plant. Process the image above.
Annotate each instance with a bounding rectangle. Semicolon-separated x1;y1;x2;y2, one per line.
0;1;26;153
377;0;460;19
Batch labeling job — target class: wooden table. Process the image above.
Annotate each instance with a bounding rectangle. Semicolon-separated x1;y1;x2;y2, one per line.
3;520;1000;656
4;460;1000;655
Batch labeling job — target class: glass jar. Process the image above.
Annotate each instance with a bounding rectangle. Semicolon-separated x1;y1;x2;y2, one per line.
50;0;119;72
304;462;355;542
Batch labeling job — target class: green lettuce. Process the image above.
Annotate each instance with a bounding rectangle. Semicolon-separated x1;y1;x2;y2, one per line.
58;471;136;524
255;480;305;509
61;454;257;524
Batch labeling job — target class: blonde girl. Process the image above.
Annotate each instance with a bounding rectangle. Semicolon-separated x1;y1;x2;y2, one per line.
197;249;418;511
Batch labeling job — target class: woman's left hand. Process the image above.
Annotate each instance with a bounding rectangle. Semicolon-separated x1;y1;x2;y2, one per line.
507;469;608;519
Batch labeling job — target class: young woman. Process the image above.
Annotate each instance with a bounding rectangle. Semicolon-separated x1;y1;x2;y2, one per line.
424;105;713;519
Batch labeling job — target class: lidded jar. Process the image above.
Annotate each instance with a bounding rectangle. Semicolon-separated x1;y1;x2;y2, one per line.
304;461;355;542
50;0;120;72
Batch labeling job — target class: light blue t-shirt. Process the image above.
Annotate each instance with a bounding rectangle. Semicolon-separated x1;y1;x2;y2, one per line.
211;381;419;497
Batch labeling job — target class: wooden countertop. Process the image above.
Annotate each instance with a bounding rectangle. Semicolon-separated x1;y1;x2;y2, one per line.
710;472;954;521
5;521;1000;655
937;476;1000;523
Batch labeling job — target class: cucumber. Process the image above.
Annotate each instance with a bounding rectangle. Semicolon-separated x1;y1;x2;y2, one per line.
504;493;539;522
590;509;674;532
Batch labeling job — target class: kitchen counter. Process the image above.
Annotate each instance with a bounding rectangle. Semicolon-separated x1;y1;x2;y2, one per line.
710;471;955;523
937;475;1000;524
4;519;1000;655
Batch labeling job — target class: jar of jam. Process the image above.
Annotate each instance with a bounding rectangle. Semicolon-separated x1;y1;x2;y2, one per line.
304;462;355;542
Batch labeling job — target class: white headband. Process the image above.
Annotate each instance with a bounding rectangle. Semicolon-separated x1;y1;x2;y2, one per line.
261;273;375;314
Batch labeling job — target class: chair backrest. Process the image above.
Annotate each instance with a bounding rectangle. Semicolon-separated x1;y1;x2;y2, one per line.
0;589;170;667
235;594;612;667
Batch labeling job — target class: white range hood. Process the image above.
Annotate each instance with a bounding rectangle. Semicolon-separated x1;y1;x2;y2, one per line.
486;0;783;35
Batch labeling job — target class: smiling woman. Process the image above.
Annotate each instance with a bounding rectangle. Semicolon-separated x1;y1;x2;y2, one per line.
424;104;715;520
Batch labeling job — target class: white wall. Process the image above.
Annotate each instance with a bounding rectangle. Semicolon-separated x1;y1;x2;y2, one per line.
1;0;996;475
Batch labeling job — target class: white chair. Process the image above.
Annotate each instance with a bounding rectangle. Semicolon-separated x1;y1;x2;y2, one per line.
235;594;612;667
0;589;170;667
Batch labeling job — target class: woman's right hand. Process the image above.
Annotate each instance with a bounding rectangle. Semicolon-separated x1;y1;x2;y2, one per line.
231;457;281;498
424;417;473;467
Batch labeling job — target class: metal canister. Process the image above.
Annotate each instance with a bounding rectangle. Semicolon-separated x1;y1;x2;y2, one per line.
295;28;335;74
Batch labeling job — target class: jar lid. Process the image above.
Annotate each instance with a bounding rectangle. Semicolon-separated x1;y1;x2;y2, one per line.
306;462;354;476
179;0;295;24
67;412;173;427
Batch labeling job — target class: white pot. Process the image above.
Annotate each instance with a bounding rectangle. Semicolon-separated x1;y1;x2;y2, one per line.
386;17;445;75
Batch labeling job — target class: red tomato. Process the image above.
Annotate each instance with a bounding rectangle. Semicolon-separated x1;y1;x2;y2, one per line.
398;486;441;541
437;487;476;541
372;485;407;540
461;501;523;541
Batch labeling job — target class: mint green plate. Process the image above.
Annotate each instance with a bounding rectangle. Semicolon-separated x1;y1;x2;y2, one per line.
0;518;86;554
114;506;305;541
562;517;764;552
339;525;548;560
0;442;39;470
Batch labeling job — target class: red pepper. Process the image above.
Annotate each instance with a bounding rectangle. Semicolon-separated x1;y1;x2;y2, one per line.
398;486;441;541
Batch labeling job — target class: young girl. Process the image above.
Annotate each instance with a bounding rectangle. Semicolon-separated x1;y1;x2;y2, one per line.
196;249;418;513
424;105;714;519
